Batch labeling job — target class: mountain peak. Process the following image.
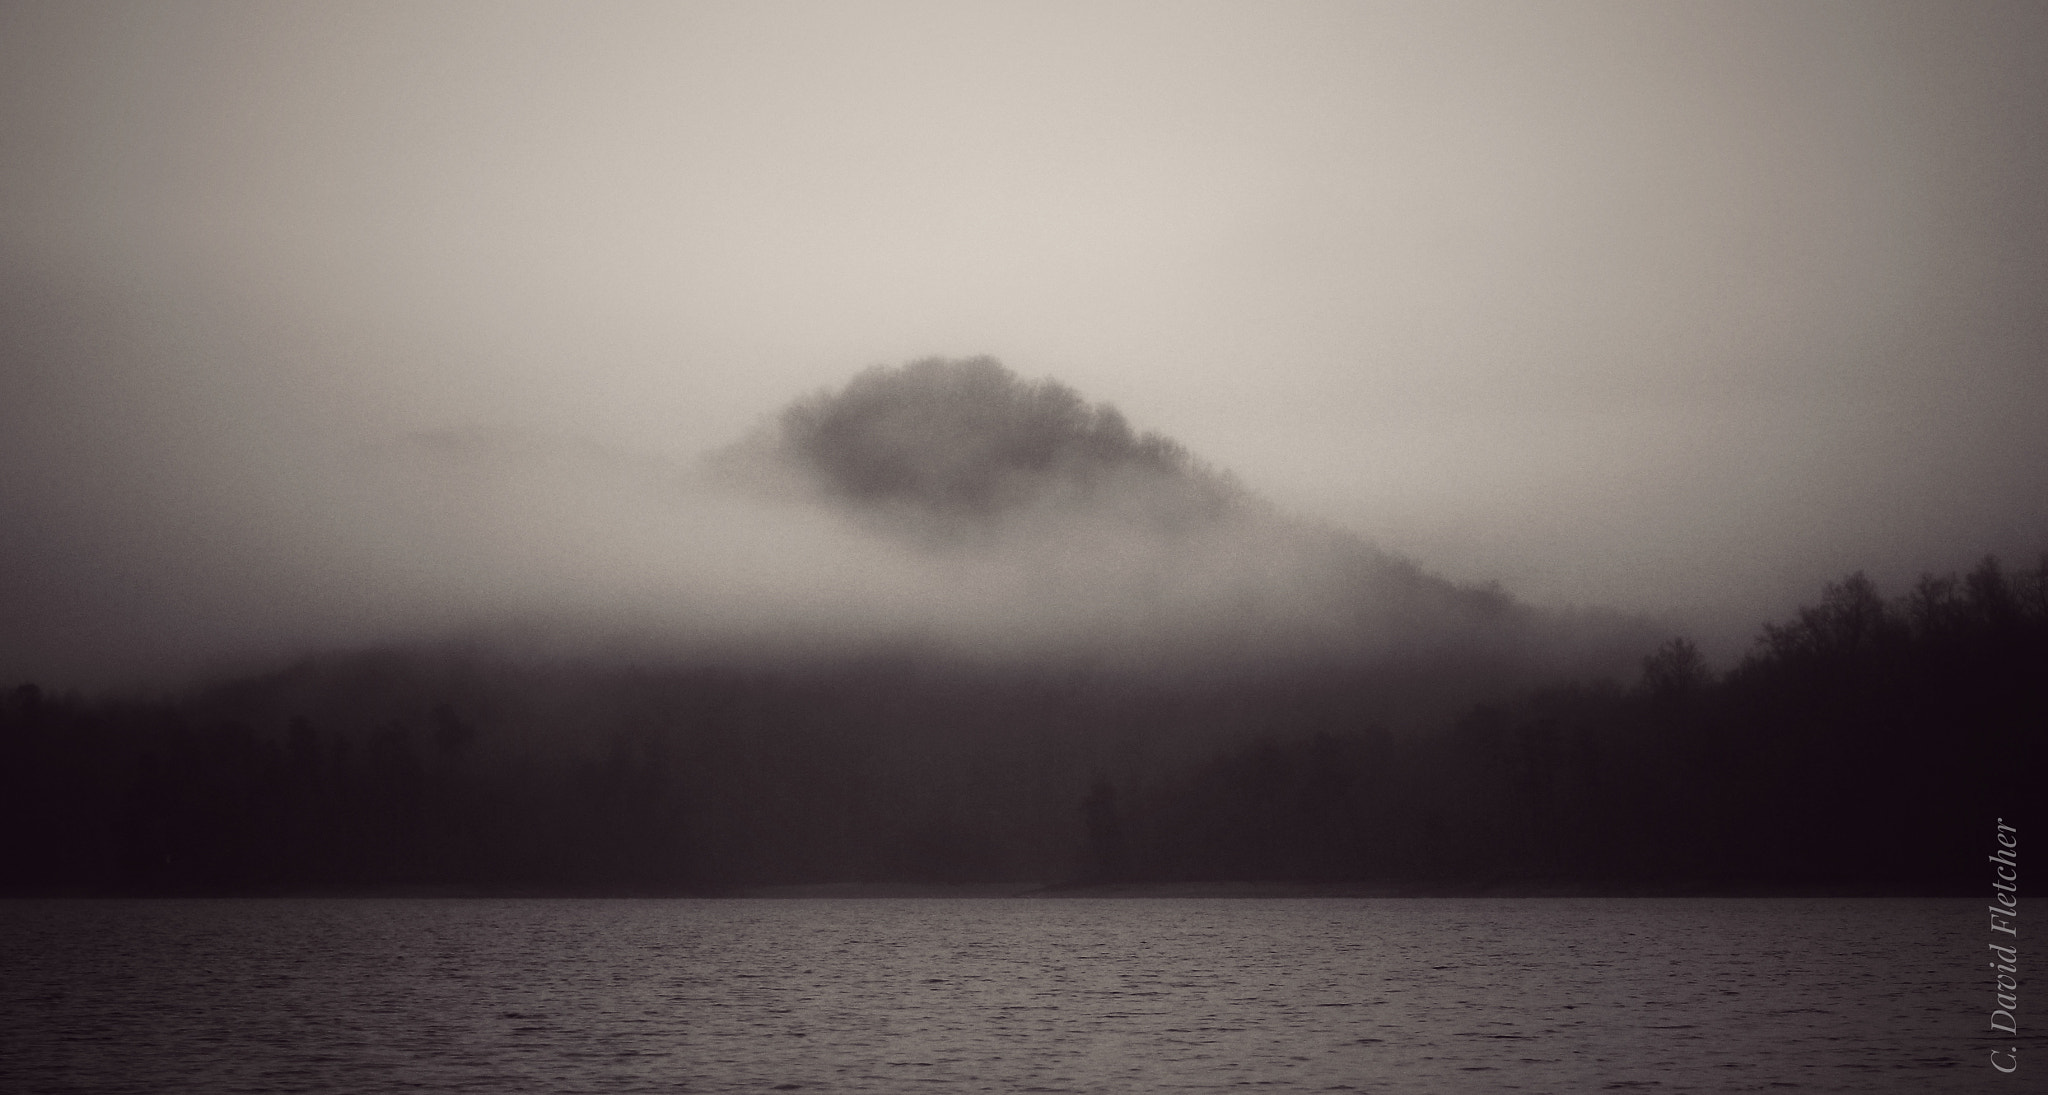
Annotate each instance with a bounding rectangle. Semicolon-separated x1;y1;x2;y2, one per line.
756;357;1241;530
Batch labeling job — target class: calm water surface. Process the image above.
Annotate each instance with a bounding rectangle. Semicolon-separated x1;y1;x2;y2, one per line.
0;898;2028;1093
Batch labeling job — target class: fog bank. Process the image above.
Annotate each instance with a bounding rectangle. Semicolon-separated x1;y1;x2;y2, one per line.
6;2;2045;684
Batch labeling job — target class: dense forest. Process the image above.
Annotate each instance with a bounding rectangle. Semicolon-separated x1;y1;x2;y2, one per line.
3;552;2039;896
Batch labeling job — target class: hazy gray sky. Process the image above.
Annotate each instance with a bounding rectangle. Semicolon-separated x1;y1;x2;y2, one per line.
4;1;2046;684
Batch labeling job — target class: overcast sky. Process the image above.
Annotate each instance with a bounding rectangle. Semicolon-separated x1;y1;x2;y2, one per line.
4;1;2046;685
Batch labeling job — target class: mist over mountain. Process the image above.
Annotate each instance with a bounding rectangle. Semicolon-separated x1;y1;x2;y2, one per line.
0;279;1648;690
702;356;1654;679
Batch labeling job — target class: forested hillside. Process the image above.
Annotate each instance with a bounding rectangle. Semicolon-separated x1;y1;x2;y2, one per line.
3;554;2037;894
3;361;2035;894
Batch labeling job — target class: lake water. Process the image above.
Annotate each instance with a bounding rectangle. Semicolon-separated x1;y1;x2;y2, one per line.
0;897;2030;1093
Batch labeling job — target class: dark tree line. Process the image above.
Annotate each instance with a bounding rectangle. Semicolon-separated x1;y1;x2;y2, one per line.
3;554;2040;895
0;695;691;893
1114;554;2043;891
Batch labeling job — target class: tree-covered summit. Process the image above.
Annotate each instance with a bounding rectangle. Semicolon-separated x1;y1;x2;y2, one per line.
761;357;1242;529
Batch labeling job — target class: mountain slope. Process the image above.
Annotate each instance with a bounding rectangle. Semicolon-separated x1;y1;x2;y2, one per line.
711;356;1649;677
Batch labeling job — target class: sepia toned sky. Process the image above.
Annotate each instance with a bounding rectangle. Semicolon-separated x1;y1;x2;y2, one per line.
4;1;2046;684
